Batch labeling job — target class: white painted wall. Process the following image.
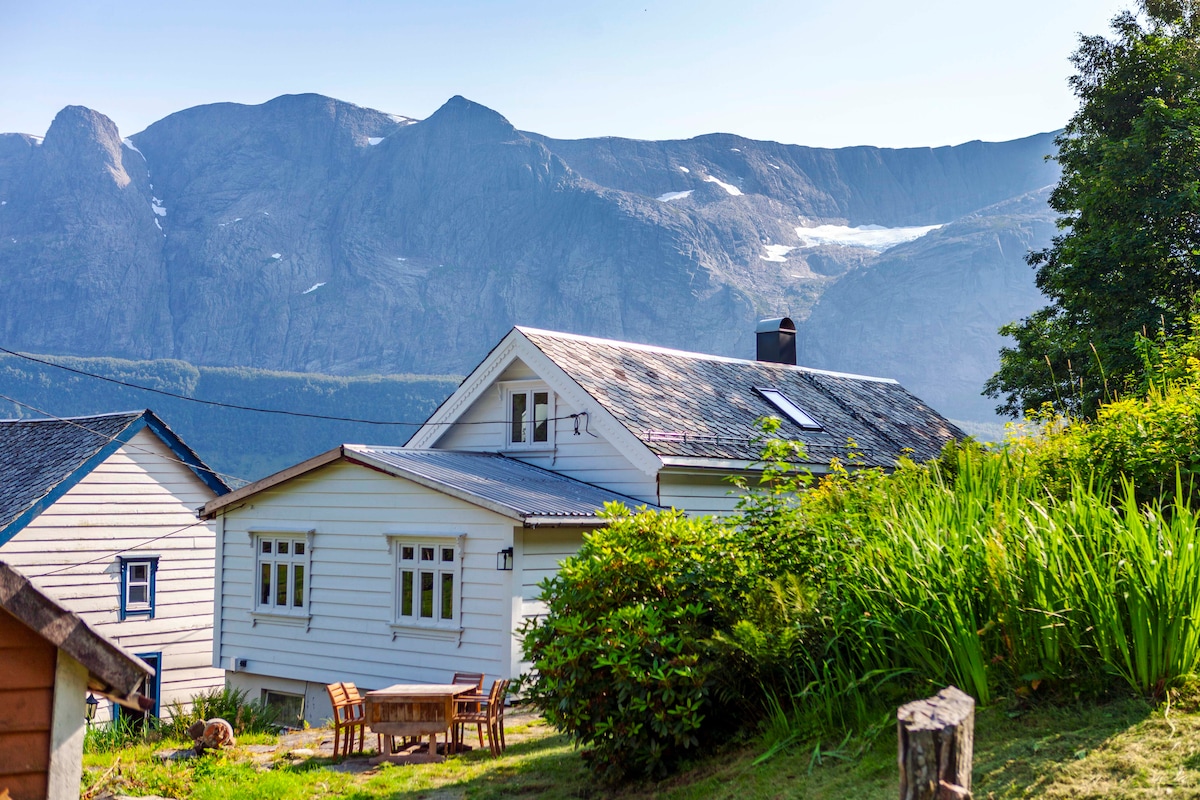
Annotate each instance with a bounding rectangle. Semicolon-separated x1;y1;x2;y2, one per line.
1;428;225;722
434;358;659;505
214;460;519;724
658;470;746;517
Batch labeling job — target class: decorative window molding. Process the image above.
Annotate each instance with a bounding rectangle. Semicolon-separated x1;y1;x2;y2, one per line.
118;555;159;621
250;530;314;621
502;382;553;449
388;534;464;632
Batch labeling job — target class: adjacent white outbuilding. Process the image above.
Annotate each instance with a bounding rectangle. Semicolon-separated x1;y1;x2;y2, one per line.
202;323;962;725
0;410;230;725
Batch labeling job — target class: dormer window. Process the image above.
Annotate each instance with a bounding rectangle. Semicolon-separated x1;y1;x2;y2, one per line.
508;388;551;446
755;387;823;431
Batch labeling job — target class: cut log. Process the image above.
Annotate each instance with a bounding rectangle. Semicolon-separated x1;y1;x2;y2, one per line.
897;686;975;800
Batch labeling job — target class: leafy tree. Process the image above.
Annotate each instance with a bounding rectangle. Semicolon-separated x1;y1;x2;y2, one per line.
985;1;1200;417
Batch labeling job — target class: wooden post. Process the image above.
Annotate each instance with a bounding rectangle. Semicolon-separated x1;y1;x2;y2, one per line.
897;686;975;800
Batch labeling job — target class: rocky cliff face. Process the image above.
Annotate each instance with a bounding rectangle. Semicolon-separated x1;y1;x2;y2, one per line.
0;93;1060;419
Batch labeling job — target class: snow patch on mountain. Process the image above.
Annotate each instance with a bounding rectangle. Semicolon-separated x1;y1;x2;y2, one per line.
794;223;943;252
704;175;742;196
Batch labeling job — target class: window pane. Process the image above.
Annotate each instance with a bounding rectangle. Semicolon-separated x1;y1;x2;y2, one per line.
533;392;549;442
441;547;454;562
129;585;148;605
400;570;413;616
130;563;148;581
420;546;434;562
261;540;272;554
401;545;414;561
260;563;271;605
440;573;454;620
293;565;304;607
511;393;527;443
278;540;289;555
420;571;434;618
294;542;305;556
276;564;288;607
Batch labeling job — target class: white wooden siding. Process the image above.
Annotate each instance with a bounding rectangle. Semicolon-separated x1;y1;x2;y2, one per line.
215;461;519;722
0;428;226;721
513;527;587;677
435;358;659;504
658;471;746;517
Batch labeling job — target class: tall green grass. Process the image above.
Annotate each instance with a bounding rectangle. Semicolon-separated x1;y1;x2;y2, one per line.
806;449;1200;706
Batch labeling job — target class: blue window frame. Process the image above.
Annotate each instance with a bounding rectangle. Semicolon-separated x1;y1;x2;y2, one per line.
118;651;161;727
118;555;159;620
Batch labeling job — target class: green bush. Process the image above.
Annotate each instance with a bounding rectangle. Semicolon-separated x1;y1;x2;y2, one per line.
519;504;757;781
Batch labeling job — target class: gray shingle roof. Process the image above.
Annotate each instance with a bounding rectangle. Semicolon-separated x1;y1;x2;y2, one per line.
519;328;963;467
0;410;228;539
349;446;657;520
0;411;146;531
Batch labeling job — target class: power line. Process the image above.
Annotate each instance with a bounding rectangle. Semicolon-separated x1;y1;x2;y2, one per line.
0;346;431;425
0;346;579;428
33;519;208;578
0;392;248;487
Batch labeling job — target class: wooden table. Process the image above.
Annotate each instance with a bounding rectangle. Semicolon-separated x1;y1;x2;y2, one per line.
364;683;475;764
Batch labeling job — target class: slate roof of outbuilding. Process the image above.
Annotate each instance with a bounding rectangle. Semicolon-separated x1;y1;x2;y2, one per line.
0;411;146;530
519;328;963;468
0;410;228;536
348;446;659;519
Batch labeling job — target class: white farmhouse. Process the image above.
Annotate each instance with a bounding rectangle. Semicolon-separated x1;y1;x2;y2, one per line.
0;410;230;724
202;320;961;724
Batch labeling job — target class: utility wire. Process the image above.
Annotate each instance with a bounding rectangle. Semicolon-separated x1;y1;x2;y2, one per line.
0;392;248;487
33;519;208;578
0;346;580;428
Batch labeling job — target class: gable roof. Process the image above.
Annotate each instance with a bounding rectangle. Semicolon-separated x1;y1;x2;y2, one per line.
410;327;962;469
0;560;153;709
0;410;229;546
202;445;657;524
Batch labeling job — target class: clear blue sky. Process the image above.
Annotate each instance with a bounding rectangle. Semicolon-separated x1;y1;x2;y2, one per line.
0;0;1130;148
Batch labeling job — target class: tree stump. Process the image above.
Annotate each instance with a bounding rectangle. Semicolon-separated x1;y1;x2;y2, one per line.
897;686;974;800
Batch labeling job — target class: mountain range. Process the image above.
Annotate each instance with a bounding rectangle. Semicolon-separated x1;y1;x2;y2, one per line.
0;93;1061;423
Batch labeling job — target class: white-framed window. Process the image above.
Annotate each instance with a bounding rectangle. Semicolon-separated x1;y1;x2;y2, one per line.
254;534;312;615
390;535;463;628
506;386;552;447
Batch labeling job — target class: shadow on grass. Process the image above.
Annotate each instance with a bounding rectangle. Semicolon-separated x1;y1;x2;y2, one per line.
293;732;597;800
971;696;1154;797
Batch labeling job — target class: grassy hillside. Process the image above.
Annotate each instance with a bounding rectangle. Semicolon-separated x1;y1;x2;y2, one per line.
0;353;461;483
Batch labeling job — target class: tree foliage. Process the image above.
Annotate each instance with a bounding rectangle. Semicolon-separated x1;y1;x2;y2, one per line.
986;1;1200;417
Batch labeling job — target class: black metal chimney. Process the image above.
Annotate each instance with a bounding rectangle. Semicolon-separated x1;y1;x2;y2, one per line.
756;317;796;365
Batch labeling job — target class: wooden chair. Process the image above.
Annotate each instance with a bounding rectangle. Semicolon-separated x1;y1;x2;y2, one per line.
326;682;366;760
342;682;392;756
451;672;486;750
452;678;509;757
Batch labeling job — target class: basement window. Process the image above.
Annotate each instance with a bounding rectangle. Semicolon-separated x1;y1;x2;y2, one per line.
754;387;823;431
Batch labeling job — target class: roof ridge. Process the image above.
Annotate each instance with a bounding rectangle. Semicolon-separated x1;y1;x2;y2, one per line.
0;409;146;424
514;326;897;383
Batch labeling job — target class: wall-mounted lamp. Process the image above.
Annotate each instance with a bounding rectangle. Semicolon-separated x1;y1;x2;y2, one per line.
496;547;514;571
85;693;99;725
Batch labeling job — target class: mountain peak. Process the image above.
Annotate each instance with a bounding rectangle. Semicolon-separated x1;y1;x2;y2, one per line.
42;105;130;187
421;96;519;142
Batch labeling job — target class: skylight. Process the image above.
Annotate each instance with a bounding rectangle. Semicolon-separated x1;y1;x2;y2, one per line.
755;387;823;431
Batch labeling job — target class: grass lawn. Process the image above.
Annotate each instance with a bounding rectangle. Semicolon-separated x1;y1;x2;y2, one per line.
83;695;1200;799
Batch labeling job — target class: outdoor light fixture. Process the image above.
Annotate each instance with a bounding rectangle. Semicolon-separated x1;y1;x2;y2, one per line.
85;693;99;725
496;547;514;571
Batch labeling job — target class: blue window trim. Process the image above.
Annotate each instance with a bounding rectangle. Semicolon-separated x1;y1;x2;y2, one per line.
119;651;161;723
118;555;160;621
